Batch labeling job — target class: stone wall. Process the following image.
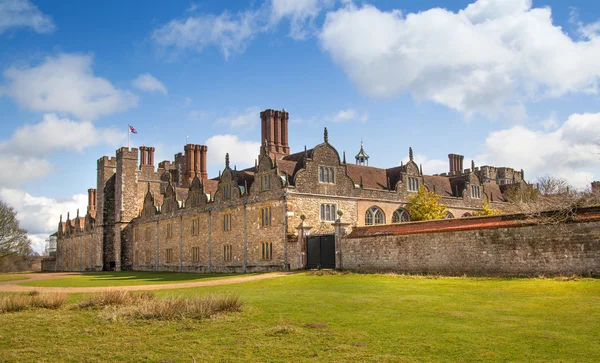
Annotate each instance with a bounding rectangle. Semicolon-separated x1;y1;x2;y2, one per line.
341;211;600;275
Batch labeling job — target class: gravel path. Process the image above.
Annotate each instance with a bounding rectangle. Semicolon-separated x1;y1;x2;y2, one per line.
0;272;289;293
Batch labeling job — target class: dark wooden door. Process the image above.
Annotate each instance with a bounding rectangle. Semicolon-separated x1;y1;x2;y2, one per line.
306;234;335;269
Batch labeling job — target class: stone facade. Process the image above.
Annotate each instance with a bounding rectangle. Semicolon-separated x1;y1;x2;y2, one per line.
51;108;529;273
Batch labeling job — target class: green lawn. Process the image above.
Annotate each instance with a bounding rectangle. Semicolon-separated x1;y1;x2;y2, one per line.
20;271;246;287
0;274;29;282
2;273;600;362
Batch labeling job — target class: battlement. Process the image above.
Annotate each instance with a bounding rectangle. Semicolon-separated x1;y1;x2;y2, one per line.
116;147;139;160
98;156;117;168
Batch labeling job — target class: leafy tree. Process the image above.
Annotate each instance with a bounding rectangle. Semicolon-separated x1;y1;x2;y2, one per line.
406;186;447;221
0;199;31;259
475;199;501;216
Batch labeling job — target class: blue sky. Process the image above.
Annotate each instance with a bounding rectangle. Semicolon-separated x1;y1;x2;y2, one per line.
1;0;599;252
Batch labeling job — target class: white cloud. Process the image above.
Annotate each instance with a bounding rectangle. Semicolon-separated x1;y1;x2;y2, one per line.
270;0;332;39
151;0;333;58
132;73;168;95
477;112;600;188
205;134;260;170
3;53;138;120
0;113;124;156
216;107;260;128
152;9;263;60
184;97;192;106
0;155;52;188
319;0;600;118
0;113;124;187
328;108;367;123
0;0;55;35
0;188;87;253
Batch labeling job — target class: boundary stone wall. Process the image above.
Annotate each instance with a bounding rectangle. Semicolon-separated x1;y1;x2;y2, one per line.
341;208;600;275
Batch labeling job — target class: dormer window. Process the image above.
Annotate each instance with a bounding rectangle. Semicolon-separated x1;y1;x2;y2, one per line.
261;174;271;191
408;177;419;192
319;166;335;184
471;185;481;199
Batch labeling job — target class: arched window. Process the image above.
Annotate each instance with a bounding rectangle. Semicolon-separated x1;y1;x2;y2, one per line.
392;208;410;223
365;206;385;225
445;212;454;219
462;212;472;218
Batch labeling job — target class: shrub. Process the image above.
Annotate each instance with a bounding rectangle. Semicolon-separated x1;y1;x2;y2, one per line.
406;186;447;221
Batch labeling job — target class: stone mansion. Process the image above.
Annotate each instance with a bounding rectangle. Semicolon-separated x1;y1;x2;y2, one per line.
53;108;525;272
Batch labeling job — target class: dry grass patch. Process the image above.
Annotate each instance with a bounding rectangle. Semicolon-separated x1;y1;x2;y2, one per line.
75;290;155;309
0;292;67;313
76;290;242;321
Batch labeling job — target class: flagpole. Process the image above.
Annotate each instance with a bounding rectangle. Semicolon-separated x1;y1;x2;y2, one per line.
128;124;131;150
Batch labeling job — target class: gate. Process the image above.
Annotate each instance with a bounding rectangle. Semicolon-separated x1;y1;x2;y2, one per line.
306;234;335;269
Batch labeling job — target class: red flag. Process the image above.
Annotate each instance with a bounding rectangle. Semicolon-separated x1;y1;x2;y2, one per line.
128;124;137;134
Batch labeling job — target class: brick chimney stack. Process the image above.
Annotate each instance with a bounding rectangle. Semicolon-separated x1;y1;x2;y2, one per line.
448;154;464;175
183;144;209;186
260;108;290;159
139;146;147;168
148;147;155;167
87;188;96;214
184;144;195;187
200;145;208;181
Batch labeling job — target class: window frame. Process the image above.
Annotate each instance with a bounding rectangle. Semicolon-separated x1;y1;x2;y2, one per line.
365;206;386;226
261;242;273;261
471;185;481;199
223;244;232;262
192;246;200;263
320;203;337;222
408;177;419;192
392;209;410;223
261;207;272;227
260;174;271;192
318;166;335;184
165;248;173;263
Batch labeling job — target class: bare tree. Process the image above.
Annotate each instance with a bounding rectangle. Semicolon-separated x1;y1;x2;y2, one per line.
506;175;600;223
536;174;571;195
0;199;31;259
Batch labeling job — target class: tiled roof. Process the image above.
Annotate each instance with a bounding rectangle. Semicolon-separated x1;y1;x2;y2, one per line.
283;149;313;162
203;179;219;197
423;175;454;197
483;183;506;202
346;164;388;190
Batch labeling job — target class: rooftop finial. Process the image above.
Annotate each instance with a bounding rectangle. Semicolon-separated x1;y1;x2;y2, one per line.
194;165;198;177
471;160;475;171
225;153;230;168
147;182;151;193
521;169;524;180
76;208;79;218
419;164;423;175
324;127;329;143
263;139;268;155
343;151;346;164
409;147;414;162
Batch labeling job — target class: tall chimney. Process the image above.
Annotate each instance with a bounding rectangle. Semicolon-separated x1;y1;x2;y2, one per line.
448;154;464;175
87;188;96;214
140;146;147;167
148;147;155;168
260;109;291;159
274;110;282;152
281;110;290;154
184;144;194;187
200;145;208;181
